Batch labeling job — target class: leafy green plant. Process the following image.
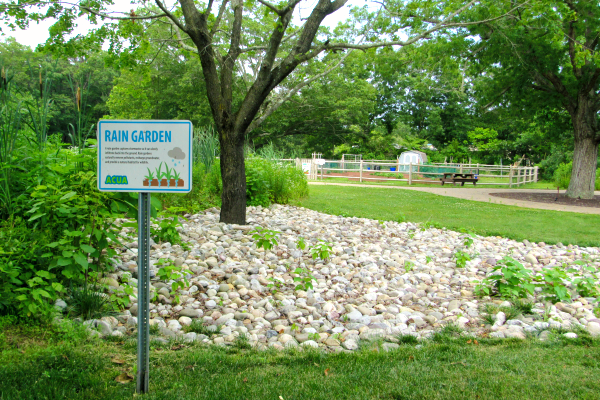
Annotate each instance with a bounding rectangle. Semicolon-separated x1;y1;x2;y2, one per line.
296;236;306;251
397;213;407;223
404;261;415;272
463;234;474;249
151;209;185;246
155;258;189;304
267;276;284;293
250;227;280;254
474;257;535;299
293;267;315;291
309;240;333;261
454;250;471;268
571;261;600;298
425;255;432;264
534;265;570;303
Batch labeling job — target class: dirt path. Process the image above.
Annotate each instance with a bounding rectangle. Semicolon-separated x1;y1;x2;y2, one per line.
308;181;600;215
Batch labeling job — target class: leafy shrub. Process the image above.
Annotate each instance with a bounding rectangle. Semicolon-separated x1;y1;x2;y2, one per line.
553;161;600;190
475;257;535;299
245;155;308;206
0;142;141;319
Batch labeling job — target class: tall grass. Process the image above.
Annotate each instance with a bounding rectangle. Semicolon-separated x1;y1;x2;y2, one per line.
0;65;22;216
67;75;94;153
25;61;54;152
192;126;219;171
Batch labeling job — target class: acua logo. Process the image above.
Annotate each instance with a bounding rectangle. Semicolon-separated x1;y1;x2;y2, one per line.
105;175;128;184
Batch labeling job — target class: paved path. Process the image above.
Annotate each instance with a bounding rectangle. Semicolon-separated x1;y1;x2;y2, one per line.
308;182;600;215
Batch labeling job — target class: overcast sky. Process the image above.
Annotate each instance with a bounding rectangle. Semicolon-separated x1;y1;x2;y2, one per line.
4;1;359;50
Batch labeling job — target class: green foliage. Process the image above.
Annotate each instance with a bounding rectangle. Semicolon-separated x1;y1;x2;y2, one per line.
66;283;113;320
404;260;415;272
475;257;535;299
245;155;308;207
154;259;189;305
192;126;219;172
453;250;471;268
250;227;280;253
553;162;600;190
151;210;185;247
372;172;404;179
309;240;333;261
293;267;315;291
183;320;215;336
534;265;571;303
0;139;142;319
512;299;534;315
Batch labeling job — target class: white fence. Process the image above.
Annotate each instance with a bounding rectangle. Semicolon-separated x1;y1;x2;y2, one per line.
285;159;538;187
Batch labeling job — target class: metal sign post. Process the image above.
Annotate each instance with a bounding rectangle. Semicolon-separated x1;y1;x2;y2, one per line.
136;192;151;393
96;120;193;394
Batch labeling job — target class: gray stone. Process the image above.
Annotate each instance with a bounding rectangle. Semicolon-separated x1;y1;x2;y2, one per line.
342;339;359;350
97;321;112;336
301;340;319;349
447;300;461;312
180;308;202;318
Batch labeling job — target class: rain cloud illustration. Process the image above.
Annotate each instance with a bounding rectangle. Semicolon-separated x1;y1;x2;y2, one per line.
168;147;186;160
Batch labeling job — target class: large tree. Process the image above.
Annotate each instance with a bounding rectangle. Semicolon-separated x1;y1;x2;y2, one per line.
2;0;526;223
465;0;600;198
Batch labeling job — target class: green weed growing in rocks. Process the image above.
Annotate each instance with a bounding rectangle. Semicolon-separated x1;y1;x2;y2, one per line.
183;320;214;336
513;299;534;314
474;257;535;299
453;250;471;268
404;261;415;272
310;240;333;261
293;267;315;291
66;282;114;320
151;208;187;248
154;258;188;304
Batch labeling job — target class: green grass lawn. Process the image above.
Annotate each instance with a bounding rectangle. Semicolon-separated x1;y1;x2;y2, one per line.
318;177;555;190
2;319;600;400
293;185;600;247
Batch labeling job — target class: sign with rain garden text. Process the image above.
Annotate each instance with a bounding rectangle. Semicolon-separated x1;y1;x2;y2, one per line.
97;120;192;192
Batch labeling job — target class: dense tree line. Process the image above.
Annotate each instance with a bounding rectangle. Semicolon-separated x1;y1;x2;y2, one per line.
1;0;597;218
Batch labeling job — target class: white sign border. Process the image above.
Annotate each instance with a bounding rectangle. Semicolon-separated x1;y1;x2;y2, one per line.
97;120;193;193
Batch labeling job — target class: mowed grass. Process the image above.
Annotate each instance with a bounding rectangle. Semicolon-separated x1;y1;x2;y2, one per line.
293;185;600;247
2;319;600;400
319;176;555;190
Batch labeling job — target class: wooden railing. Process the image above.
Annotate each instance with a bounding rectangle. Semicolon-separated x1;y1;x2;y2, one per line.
282;158;538;186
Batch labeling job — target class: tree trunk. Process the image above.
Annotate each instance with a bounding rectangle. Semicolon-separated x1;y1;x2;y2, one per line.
566;108;598;199
219;130;247;224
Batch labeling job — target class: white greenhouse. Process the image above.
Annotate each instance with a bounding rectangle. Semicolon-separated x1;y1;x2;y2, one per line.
397;150;427;171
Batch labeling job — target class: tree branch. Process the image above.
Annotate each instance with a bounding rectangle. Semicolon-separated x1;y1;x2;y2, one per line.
210;0;229;36
155;0;187;33
248;49;354;132
80;6;166;20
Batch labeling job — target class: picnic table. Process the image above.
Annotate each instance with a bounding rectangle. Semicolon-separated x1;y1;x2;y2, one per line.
440;172;479;186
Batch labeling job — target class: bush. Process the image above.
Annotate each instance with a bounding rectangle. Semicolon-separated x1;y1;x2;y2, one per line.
245;155;308;207
553;161;600;190
0;141;139;319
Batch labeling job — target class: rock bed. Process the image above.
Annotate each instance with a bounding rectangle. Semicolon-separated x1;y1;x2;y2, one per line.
65;205;600;350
